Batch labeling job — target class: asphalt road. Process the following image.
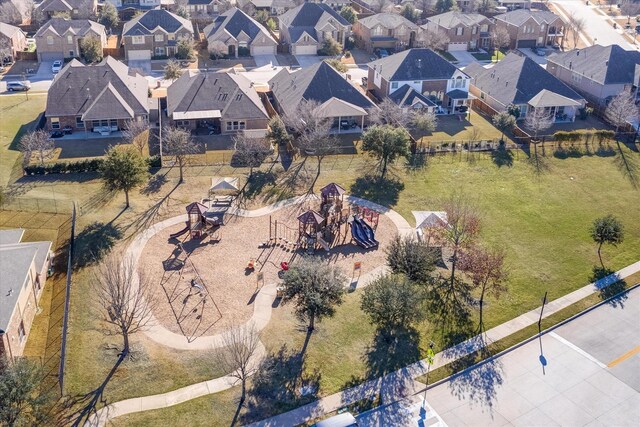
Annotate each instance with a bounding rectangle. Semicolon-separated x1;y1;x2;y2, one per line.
358;285;640;426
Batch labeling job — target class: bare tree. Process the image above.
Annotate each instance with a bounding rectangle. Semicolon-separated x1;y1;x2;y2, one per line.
95;254;154;357
282;99;335;192
491;26;510;53
214;322;262;422
367;98;412;128
412;109;438;133
605;90;640;132
0;2;22;25
369;0;390;13
232;134;272;178
0;37;11;61
163;126;200;183
524;108;554;141
417;28;450;51
208;40;228;59
122;120;150;155
567;12;586;49
19;130;54;166
620;1;640;25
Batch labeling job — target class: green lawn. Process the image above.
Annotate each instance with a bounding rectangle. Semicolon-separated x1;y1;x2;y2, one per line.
472;50;506;62
0;95;47;187
412;113;505;144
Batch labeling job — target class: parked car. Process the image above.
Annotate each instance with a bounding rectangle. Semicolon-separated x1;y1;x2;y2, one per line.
51;60;63;74
62;125;73;135
50;130;64;138
377;49;389;58
6;80;31;91
314;412;357;427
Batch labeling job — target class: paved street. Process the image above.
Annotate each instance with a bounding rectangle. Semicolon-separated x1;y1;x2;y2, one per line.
359;286;640;426
551;0;637;50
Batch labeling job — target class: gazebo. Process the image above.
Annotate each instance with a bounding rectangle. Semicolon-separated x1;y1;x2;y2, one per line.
209;177;240;195
297;210;325;237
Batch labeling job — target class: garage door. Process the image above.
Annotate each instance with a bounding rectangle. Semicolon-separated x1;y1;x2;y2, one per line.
39;52;63;62
517;39;536;48
128;50;151;60
294;45;317;55
251;45;276;55
447;42;468;51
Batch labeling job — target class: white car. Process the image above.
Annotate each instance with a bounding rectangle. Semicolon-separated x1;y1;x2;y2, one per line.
51;60;63;73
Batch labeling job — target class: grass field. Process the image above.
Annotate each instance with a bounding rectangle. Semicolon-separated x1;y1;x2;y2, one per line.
0;95;47;187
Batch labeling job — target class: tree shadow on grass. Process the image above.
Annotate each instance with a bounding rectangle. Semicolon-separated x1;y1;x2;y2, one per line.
72;221;122;268
491;147;514;167
122;183;180;237
350;175;405;207
244;170;277;200
613;140;639;189
241;345;321;424
526;144;550;176
140;172;168;195
590;266;628;308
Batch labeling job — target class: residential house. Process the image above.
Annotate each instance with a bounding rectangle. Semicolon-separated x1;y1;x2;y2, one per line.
494;9;565;49
105;0;162;11
167;70;270;135
388;83;437;113
367;48;472;114
353;13;419;54
45;56;149;134
278;3;350;55
497;0;531;11
319;0;350;11
37;0;98;20
269;61;378;132
121;9;194;60
465;52;586;122
0;22;27;61
186;0;221;16
241;0;298;15
204;7;277;57
421;11;493;52
34;18;106;62
0;229;53;360
546;44;640;106
351;0;395;14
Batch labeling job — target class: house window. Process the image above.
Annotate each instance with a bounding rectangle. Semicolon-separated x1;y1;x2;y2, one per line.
373;26;383;36
226;121;246;131
472;26;477;35
480;92;485;100
76;117;84;128
176;120;190;127
303;35;309;42
541;24;545;31
132;36;145;45
155;34;164;42
47;35;53;45
109;119;118;127
456;27;463;36
480;24;488;33
397;26;405;35
18;321;26;342
155;47;165;56
455;76;464;88
168;34;175;41
239;41;248;48
51;118;60;129
391;82;398;89
572;72;582;83
67;35;73;44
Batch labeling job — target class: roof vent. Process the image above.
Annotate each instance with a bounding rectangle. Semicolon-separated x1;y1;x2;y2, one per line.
505;81;509;87
6;288;12;297
576;50;580;56
605;60;609;66
569;61;572;70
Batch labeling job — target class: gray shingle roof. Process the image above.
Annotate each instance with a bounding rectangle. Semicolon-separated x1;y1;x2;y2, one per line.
167;71;269;121
388;84;436;108
34;18;105;38
547;44;640;85
495;9;564;26
0;229;24;245
38;0;88;12
269;61;375;117
280;3;349;29
465;52;584;106
368;48;462;82
0;22;23;38
425;11;491;29
122;9;193;36
358;13;419;30
203;7;275;44
46;57;149;120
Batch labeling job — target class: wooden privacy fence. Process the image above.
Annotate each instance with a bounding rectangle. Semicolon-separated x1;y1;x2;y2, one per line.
15;51;37;61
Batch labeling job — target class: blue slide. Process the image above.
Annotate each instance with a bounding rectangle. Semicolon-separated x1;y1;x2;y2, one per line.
351;219;375;249
355;217;379;247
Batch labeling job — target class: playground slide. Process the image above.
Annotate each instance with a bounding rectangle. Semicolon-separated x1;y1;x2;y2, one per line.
355;217;379;247
170;223;189;239
350;220;373;249
316;233;330;252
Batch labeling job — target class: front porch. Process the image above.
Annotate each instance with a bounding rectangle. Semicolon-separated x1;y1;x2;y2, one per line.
528;89;583;123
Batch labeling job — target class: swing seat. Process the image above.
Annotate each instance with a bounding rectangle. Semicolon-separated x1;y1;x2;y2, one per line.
280;261;289;271
247;259;255;269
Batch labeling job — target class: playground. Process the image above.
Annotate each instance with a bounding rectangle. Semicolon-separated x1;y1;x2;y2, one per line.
137;183;400;340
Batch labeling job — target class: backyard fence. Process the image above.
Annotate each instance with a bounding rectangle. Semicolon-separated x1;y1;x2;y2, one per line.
0;196;74;214
58;203;76;394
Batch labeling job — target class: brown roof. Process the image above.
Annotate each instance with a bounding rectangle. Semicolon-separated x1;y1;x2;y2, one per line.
297;210;324;225
320;182;345;198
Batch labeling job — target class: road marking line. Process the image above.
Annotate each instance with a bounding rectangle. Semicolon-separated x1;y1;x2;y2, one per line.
549;332;607;369
607;345;640;368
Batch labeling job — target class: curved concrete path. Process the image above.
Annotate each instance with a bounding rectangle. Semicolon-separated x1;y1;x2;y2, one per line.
88;194;412;426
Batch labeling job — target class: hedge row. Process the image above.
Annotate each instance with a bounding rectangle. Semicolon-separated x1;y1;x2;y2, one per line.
553;129;616;142
24;156;162;175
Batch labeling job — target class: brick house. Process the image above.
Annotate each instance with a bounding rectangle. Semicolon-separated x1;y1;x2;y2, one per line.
0;229;53;361
203;7;277;57
34;18;106;62
421;11;493;52
278;3;350;55
367;48;472;114
353;13;419;54
167;70;270;135
0;22;27;61
121;9;194;61
37;0;98;20
494;9;566;49
45;56;149;134
546;44;640;106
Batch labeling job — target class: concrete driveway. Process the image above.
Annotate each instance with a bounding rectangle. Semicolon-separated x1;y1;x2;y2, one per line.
127;60;151;75
36;61;55;80
294;55;324;68
253;54;278;67
517;48;549;66
449;51;478;67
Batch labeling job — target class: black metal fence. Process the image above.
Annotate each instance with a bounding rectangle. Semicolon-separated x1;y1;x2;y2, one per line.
58;203;76;394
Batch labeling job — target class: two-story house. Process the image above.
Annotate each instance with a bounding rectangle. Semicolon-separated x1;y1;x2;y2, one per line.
367;48;472;114
167;70;270;135
497;0;531;11
45;56;149;134
353;13;419;54
122;9;194;61
0;22;27;62
421;11;493;52
186;0;222;16
37;0;98;20
546;44;640;106
466;53;586;122
0;229;53;360
204;7;277;57
34;18;106;62
278;3;350;55
494;9;565;49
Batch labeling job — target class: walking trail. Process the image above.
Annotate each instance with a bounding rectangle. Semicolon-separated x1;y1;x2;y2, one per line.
88;195;640;426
